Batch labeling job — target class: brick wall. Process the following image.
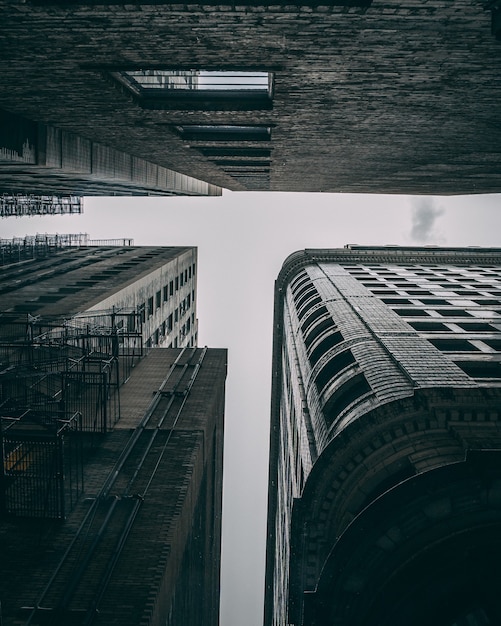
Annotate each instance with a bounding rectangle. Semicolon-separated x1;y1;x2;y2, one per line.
0;0;500;193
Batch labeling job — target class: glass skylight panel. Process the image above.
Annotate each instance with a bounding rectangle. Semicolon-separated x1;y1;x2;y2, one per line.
115;70;272;94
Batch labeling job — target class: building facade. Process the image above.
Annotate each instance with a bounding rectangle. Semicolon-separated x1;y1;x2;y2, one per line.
0;1;500;195
265;246;501;626
0;244;226;626
0;242;198;348
0;347;227;626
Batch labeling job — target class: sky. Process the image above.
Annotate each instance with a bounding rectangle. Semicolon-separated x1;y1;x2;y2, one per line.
2;191;501;626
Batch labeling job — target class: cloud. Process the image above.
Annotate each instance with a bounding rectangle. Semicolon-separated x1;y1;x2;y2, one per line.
410;198;445;243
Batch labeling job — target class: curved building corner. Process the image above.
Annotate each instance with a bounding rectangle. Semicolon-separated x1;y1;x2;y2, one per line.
265;246;501;626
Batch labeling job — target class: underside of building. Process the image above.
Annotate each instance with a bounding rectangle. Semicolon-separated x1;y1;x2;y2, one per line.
0;0;500;195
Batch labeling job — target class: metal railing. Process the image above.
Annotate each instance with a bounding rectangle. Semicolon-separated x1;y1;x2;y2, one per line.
0;195;83;218
0;409;83;519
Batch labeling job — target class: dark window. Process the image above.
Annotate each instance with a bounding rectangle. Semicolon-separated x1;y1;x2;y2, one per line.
163;285;168;302
297;296;322;320
438;309;473;317
147;296;154;317
455;361;501;379
175;308;179;322
294;286;317;310
418;298;449;305
309;331;344;367
304;317;336;349
457;322;496;332
293;279;313;300
323;373;371;427
409;322;450;332
175;277;179;291
301;306;328;335
381;298;411;305
169;280;174;296
200;146;272;158
176;125;272;142
156;290;161;309
429;339;480;352
394;308;430;317
167;314;173;332
483;339;501;351
315;350;356;393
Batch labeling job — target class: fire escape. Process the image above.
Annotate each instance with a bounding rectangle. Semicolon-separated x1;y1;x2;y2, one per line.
0;308;144;519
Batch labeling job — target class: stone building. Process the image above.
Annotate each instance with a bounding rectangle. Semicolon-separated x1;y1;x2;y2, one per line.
265;246;501;626
0;0;500;195
0;244;227;626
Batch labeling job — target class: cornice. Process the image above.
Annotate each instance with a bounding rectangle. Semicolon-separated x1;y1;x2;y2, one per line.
277;246;501;291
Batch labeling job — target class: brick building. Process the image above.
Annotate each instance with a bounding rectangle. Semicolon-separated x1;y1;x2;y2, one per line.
265;246;501;626
0;0;500;195
0;245;227;626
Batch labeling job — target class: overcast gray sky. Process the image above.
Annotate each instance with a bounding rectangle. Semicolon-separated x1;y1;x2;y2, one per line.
2;191;501;626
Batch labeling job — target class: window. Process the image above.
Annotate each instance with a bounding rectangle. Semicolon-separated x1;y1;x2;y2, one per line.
295;286;317;310
303;318;336;349
297;296;322;320
301;306;328;335
175;125;272;142
167;314;173;332
324;374;372;427
315;350;356;393
147;296;154;317
455;361;501;379
175;277;179;291
394;308;430;317
200;146;272;158
429;339;480;352
112;70;273;110
409;322;450;332
163;285;168;302
457;322;496;332
309;331;344;367
155;290;161;309
169;280;174;296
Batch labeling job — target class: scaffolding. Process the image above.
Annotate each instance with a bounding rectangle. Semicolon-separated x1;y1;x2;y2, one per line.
0;194;83;218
